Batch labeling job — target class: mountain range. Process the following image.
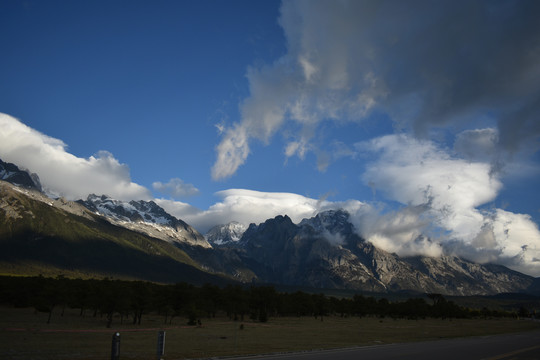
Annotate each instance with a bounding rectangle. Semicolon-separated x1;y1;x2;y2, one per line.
1;158;538;296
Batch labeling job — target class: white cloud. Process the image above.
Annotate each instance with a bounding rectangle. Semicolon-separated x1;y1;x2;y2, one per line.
361;134;502;241
0;113;151;201
158;189;320;233
157;188;368;235
357;133;540;276
284;140;309;160
211;124;250;180
488;209;540;276
350;203;444;258
152;178;199;199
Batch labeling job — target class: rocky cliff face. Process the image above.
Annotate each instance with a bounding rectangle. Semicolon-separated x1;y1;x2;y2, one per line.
0;159;42;191
221;210;535;295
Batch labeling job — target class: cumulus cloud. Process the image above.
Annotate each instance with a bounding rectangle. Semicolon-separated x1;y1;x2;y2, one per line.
487;209;540;275
212;0;540;178
358;133;540;276
348;203;444;258
0;113;151;201
361;134;502;240
152;178;199;199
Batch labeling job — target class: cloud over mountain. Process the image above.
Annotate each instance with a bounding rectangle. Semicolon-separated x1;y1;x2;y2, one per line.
357;133;540;276
0;113;150;201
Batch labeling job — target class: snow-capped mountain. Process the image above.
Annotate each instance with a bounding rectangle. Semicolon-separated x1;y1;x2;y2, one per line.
0;179;222;284
0;158;42;191
78;194;211;248
205;221;247;246
299;209;352;234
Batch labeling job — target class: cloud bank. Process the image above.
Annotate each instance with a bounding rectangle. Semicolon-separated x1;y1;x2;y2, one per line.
357;133;540;276
212;0;540;179
0;113;151;201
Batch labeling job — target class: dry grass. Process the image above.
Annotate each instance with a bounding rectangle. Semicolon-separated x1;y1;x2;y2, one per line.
1;306;539;359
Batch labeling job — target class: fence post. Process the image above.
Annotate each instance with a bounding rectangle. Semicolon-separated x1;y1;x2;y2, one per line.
111;332;120;360
157;330;166;360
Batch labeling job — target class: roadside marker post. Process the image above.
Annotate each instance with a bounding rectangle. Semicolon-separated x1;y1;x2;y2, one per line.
111;332;120;360
157;330;166;360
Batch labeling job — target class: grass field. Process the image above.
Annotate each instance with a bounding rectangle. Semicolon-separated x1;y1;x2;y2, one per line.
1;306;539;360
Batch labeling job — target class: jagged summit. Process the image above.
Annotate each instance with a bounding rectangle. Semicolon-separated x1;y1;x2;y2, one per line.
82;194;172;225
205;221;247;246
230;211;535;295
299;209;353;236
0;158;42;191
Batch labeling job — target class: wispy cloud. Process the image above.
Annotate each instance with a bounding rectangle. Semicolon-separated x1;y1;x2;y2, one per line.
152;178;199;199
0;113;150;201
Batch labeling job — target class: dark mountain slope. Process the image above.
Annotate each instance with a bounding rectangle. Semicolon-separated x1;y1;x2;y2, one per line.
230;211;535;295
0;181;228;285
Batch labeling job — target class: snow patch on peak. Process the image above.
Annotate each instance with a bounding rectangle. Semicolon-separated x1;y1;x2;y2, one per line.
300;209;352;234
79;194;211;248
205;221;248;246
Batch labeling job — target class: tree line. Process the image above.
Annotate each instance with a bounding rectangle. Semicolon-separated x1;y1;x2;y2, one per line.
0;275;517;327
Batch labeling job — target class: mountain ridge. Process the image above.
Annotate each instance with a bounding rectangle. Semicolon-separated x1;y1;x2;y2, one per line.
0;157;537;296
0;158;42;191
0;180;227;285
78;194;211;248
222;211;536;295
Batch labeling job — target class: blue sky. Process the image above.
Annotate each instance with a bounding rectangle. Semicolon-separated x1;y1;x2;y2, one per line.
1;0;540;276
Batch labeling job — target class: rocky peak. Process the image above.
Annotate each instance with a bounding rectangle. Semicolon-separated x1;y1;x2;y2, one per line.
204;221;247;246
259;215;295;232
0;158;42;191
300;209;353;236
78;194;211;248
239;215;298;248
